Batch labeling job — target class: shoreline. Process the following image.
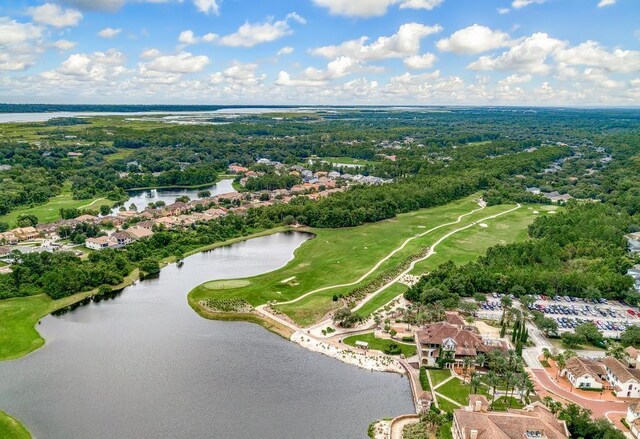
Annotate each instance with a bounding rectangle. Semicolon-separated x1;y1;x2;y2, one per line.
0;226;304;362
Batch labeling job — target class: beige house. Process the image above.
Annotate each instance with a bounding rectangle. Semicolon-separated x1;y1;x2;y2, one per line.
452;396;570;439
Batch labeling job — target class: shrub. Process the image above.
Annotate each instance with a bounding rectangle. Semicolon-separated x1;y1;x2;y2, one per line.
419;367;430;390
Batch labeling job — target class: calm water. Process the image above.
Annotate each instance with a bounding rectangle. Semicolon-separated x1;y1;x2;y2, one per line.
0;232;413;439
114;179;236;213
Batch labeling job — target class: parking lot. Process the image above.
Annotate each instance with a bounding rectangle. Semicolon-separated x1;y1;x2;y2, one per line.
477;293;640;339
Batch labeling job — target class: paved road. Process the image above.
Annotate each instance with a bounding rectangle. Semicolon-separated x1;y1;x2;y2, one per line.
530;367;627;419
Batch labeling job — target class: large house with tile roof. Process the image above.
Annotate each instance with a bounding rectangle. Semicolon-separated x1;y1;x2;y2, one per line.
415;320;507;368
452;396;570;439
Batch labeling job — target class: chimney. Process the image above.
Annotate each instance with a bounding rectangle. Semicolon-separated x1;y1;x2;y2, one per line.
470;429;479;439
474;399;482;412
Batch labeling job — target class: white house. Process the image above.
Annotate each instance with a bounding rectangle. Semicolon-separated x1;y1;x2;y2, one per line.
562;357;605;390
603;356;640;398
627;404;640;438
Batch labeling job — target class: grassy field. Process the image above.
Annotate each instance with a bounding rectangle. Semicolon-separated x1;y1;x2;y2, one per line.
435;397;459;414
436;377;487;405
491;396;525;411
189;196;505;326
0;410;31;439
429;369;452;387
0;181;116;227
274;203;527;326
320;156;379;166
410;204;559;275
342;332;417;357
356;282;407;318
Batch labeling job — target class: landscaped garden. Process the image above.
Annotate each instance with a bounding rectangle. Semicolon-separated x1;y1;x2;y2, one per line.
342;332;416;357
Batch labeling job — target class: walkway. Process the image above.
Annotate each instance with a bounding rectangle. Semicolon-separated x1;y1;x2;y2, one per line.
529;367;627;420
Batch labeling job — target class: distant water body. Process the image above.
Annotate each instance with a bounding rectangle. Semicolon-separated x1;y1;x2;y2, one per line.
0;108;310;123
0;232;413;439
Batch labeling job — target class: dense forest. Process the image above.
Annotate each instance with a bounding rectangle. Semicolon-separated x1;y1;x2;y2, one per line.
1;107;640;302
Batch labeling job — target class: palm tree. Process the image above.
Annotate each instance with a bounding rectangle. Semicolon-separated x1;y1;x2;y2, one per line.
504;371;516;406
486;371;500;407
475;353;486;370
500;296;513;321
555;355;566;378
462;356;474;383
470;372;482;395
542;347;552;364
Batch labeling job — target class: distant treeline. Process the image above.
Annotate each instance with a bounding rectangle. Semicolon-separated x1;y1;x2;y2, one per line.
0;104;300;113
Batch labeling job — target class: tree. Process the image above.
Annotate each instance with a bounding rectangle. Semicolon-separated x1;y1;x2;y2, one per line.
470;372;482;395
575;322;604;346
555;355;567;377
459;301;478;315
473;293;486;304
621;325;640;347
519;294;535;309
16;214;38;227
607;341;626;360
99;205;111;216
139;258;160;275
486;371;500;407
0;221;9;232
561;332;586;348
129;203;138;212
197;190;211;198
500;295;513;321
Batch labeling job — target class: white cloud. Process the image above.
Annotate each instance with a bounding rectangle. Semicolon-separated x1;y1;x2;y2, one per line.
311;23;442;61
193;0;220;15
404;53;437;69
28;3;82;28
42;49;127;82
60;0;125;12
437;25;511;54
0;17;42;45
554;40;640;73
312;0;442;18
512;0;546;8
98;27;122;38
597;0;616;6
468;32;565;74
143;51;210;73
277;46;294;56
275;71;325;87
219;13;305;48
177;30;218;45
210;62;266;86
399;0;444;10
497;7;510;14
52;39;77;51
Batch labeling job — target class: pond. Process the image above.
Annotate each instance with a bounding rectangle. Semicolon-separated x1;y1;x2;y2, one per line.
0;232;413;438
113;179;236;214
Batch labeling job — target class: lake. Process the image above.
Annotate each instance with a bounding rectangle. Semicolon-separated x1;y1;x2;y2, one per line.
0;232;413;438
114;179;236;214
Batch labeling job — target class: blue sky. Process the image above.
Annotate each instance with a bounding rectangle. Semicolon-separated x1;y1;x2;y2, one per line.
0;0;638;105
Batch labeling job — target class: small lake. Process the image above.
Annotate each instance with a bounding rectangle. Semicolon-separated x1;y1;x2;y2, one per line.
0;232;413;438
113;179;236;213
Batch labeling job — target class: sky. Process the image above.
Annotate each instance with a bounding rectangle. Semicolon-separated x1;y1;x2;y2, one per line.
0;0;639;106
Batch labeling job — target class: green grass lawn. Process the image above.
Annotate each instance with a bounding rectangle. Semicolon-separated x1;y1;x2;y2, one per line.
491;396;525;411
356;282;407;318
278;206;509;326
319;156;379;166
438;421;453;439
435;397;460;414
0;261;7;268
429;369;452;387
410;204;560;275
342;332;417;357
437;377;491;406
0;410;31;439
190;196;501;326
0;181;116;227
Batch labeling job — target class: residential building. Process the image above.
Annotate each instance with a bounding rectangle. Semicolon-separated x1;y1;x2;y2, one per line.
626;346;640;368
627;403;640;439
603;356;640;398
112;232;134;248
562;357;605;390
12;227;39;241
126;227;154;240
86;236;115;250
415;321;507;368
452;396;570;439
